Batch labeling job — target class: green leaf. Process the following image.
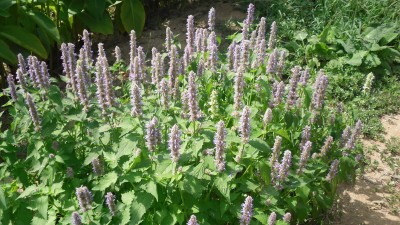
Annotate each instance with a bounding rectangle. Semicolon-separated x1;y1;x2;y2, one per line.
85;0;106;18
0;188;7;209
0;39;17;65
346;50;368;66
66;0;84;15
179;175;204;199
130;192;153;225
294;31;308;41
83;152;99;166
117;135;137;159
29;10;60;44
93;171;118;191
141;180;158;201
364;53;381;68
77;11;113;34
0;25;47;59
17;185;38;199
120;0;146;36
214;176;230;202
121;206;131;225
33;196;48;220
296;185;310;201
121;190;135;205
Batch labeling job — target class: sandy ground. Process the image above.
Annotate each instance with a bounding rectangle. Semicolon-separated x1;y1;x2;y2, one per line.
334;115;400;225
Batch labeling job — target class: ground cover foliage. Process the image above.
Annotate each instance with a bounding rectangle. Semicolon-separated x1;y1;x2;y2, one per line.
246;0;400;138
1;3;366;225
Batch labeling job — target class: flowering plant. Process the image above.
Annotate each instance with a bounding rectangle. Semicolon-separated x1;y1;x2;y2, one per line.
0;4;362;224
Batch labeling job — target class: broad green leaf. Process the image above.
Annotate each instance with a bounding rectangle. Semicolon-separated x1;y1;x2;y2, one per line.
29;10;60;43
364;53;381;68
130;192;153;225
120;0;146;36
346;50;368;66
86;0;106;18
117;135;137;159
66;0;84;15
17;185;38;199
141;180;158;201
33;196;48;220
179;175;205;199
0;0;13;9
294;31;308;41
0;26;47;59
121;206;131;225
0;39;17;65
77;11;113;34
93;171;118;191
215;176;230;202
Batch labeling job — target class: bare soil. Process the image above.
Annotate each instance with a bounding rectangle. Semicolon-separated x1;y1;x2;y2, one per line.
333;115;400;225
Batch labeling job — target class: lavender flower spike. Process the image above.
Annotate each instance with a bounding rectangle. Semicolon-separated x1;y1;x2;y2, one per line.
311;70;329;111
276;150;292;188
266;48;279;74
159;78;169;109
7;74;17;101
71;212;83;225
297;141;312;174
16;68;27;93
214;121;227;172
26;93;41;132
326;159;339;182
245;3;255;26
105;192;117;216
92;157;103;176
263;108;273;127
186;15;195;56
239;106;251;144
208;7;216;31
300;125;311;150
17;53;27;74
240;196;253;225
270;136;282;164
130;81;143;117
187;215;199;225
187;71;201;121
169;124;181;163
165;27;173;53
208;89;218;118
114;46;122;62
233;65;245;116
75;186;93;212
268;212;277;225
95;60;107;115
129;30;137;65
145;117;161;152
282;212;292;223
268;21;277;50
75;61;89;112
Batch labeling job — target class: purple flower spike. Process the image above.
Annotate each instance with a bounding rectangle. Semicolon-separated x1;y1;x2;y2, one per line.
214;121;227;172
130;81;143;117
239;106;251;144
240;196;253;225
145;117;161;152
187;215;199;225
268;21;277;50
6;74;17;101
25;93;41;132
130;30;137;65
75;186;93;212
208;7;216;31
268;212;277;225
169;124;181;163
326;159;339;182
92;157;103;176
188;71;201;121
71;211;82;225
105;192;117;216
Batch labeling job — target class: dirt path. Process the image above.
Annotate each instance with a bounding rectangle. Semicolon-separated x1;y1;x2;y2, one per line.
334;115;400;224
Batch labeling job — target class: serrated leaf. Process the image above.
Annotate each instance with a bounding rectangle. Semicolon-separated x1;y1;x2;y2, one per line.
33;196;48;220
141;180;158;201
93;171;118;191
120;205;131;225
117;135;137;159
179;175;204;199
215;176;230;202
120;0;145;36
294;31;308;41
121;190;135;205
17;185;38;199
129;192;153;225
